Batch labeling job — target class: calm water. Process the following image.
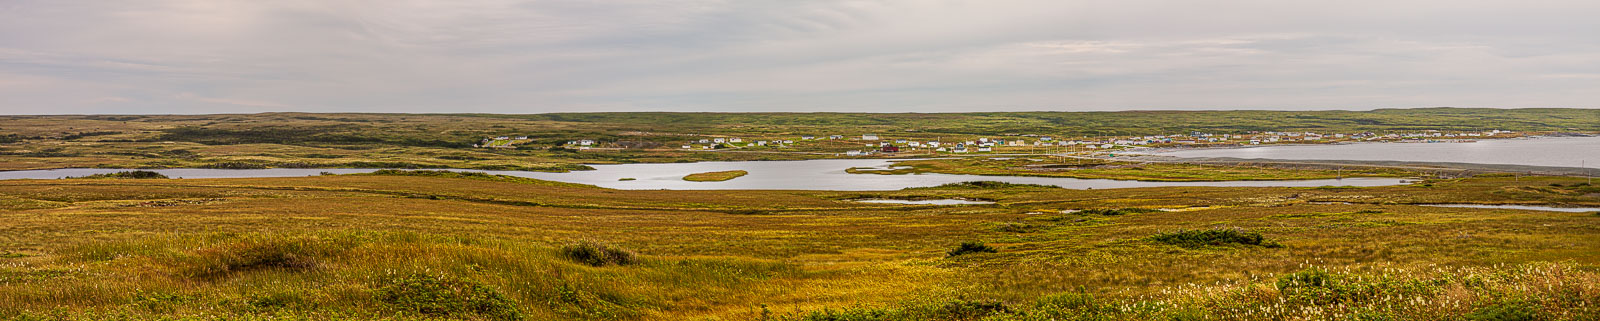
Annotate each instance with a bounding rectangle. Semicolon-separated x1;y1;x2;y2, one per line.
0;159;1405;191
1419;204;1600;212
1147;137;1600;168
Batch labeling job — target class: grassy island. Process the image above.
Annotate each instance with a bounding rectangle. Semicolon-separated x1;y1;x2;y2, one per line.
682;170;748;182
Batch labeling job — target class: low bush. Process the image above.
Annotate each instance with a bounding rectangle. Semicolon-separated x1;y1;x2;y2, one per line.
69;170;168;179
375;274;524;320
1466;300;1544;321
947;242;997;257
1149;228;1282;248
559;241;638;267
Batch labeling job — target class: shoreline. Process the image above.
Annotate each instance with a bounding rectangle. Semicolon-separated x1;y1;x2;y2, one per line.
1115;155;1598;177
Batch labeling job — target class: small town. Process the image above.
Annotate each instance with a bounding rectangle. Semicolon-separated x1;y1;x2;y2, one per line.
476;129;1522;156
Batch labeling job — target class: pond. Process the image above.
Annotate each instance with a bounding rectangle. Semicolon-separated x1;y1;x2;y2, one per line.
0;159;1408;191
1418;204;1600;213
1143;137;1600;168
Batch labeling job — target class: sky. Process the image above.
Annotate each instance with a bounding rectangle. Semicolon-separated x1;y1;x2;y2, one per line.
2;0;1598;115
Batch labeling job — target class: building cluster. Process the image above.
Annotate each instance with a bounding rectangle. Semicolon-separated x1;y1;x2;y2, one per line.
481;129;1515;153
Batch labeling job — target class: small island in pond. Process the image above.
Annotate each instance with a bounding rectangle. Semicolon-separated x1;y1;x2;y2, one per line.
683;170;748;182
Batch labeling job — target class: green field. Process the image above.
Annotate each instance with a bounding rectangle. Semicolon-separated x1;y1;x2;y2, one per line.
3;110;1600;320
1;172;1598;320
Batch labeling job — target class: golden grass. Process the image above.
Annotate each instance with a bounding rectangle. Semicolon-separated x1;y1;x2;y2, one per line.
0;174;1597;319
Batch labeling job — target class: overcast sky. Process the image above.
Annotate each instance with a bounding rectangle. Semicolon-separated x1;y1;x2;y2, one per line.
2;0;1598;114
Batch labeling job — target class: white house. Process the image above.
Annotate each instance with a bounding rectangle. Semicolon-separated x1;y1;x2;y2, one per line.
977;147;992;152
862;134;880;140
845;150;863;156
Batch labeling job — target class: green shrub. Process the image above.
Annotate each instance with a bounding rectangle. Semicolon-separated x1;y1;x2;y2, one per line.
1276;268;1334;290
559;241;638;267
1149;228;1282;248
1466;300;1544;321
69;170;168;179
375;274;524;320
947;242;997;256
182;236;354;278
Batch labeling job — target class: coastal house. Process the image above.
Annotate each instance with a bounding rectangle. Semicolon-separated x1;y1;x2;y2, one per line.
845;150;863;156
977;147;992;152
578;140;595;146
801;135;815;140
881;145;899;153
830;135;844;140
862;134;880;140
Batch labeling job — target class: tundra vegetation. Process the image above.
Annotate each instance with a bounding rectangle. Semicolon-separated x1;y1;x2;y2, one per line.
0;172;1597;320
2;111;1598;320
682;170;749;182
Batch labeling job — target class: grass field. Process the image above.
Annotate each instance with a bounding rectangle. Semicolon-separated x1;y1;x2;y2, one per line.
2;172;1598;320
3;110;1598;320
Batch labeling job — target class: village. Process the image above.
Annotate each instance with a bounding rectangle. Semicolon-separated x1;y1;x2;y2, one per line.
474;129;1521;156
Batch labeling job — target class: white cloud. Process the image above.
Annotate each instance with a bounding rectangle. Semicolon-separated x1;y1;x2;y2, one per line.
0;0;1597;114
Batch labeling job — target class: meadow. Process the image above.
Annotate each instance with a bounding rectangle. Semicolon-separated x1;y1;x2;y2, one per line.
1;172;1597;320
3;110;1599;320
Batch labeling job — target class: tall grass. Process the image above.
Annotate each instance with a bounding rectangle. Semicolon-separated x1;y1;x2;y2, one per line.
778;262;1599;320
0;232;798;320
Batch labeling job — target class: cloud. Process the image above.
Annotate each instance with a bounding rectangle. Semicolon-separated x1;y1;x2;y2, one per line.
1;0;1598;114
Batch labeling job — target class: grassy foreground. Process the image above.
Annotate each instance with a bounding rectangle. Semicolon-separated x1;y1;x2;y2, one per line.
1;173;1598;320
683;170;749;182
